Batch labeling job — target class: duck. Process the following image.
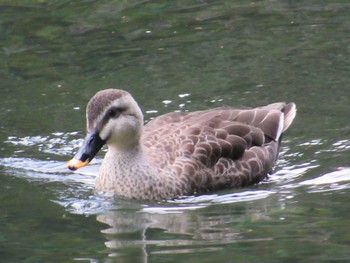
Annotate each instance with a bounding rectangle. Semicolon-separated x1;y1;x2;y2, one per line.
68;89;296;200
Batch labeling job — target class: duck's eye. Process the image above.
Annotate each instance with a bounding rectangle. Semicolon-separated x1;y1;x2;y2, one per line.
108;108;118;118
107;107;125;118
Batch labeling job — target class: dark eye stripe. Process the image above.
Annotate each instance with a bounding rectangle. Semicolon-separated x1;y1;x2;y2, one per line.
96;106;127;132
107;107;126;118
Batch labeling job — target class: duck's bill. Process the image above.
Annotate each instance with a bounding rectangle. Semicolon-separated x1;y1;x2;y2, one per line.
67;131;106;171
67;158;89;170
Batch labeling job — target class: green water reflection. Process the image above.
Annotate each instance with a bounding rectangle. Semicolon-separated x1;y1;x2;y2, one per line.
1;1;350;262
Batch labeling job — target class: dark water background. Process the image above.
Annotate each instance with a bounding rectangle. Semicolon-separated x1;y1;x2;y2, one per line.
1;1;350;262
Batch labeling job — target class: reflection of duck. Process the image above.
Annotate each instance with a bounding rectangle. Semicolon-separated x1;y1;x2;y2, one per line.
96;204;246;261
68;89;296;200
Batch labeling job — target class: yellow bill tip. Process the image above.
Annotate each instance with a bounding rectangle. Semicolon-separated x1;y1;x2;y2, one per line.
67;158;89;171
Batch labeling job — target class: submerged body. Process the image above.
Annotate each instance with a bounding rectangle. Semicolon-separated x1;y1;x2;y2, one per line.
68;89;296;200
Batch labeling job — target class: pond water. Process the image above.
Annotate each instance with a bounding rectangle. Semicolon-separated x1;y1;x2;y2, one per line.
1;1;350;262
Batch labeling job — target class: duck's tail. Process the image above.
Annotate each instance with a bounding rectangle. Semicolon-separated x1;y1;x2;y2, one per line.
258;102;297;141
282;103;297;132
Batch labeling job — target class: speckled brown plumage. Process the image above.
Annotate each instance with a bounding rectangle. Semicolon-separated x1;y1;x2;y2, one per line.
68;89;296;200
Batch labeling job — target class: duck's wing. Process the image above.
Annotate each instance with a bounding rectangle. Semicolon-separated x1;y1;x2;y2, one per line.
144;102;295;146
142;103;296;193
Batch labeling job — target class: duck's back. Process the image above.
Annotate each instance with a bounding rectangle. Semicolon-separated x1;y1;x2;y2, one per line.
142;103;296;194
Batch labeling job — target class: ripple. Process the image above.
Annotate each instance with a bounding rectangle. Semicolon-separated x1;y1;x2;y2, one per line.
5;132;84;156
142;190;274;214
55;194;116;215
0;157;99;177
0;157;104;214
298;167;350;193
2;136;349;215
270;162;319;185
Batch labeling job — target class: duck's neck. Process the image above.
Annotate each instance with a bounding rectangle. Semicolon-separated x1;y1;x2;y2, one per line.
95;144;180;200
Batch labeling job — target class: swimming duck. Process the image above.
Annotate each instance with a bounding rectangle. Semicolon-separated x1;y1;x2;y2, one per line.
68;89;296;200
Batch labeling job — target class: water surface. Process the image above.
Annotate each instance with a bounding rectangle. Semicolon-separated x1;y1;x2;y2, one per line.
1;1;350;262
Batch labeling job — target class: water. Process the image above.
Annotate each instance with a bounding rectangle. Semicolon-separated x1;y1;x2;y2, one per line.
1;1;350;262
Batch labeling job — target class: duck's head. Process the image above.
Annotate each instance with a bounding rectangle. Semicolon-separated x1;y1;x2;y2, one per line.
68;89;144;171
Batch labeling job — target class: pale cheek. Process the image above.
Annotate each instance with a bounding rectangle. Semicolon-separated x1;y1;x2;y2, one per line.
99;120;116;141
114;122;137;138
112;119;138;140
99;127;111;141
100;117;140;143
